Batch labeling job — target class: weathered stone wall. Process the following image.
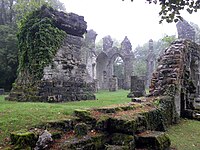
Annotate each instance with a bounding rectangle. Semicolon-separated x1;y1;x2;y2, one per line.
7;6;96;102
149;39;200;117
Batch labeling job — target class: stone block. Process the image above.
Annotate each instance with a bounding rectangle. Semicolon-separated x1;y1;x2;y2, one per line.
74;123;88;136
60;133;107;150
136;131;171;150
109;133;134;147
10;130;38;149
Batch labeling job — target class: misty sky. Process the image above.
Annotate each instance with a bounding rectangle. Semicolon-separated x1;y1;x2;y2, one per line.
60;0;200;48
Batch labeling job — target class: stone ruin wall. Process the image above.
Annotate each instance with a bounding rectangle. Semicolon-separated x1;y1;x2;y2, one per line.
8;6;96;102
81;29;97;83
144;19;200;118
149;39;200;117
40;34;96;102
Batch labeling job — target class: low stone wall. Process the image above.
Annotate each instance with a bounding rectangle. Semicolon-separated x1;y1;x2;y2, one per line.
38;80;96;102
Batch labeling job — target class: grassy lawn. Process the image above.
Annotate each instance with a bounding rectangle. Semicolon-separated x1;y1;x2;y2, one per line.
166;119;200;150
0;90;130;145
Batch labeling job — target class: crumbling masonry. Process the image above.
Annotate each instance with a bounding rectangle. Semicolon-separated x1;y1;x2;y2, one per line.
7;6;96;102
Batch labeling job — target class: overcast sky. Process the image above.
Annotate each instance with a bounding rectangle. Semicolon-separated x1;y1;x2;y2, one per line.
60;0;200;49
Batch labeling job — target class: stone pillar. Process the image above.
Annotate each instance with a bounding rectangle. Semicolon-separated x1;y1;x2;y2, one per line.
121;36;134;89
146;39;155;88
127;76;146;98
81;29;97;82
109;76;118;92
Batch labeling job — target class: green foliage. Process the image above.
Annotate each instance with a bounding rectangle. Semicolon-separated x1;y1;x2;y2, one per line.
0;25;18;90
0;0;66;90
14;0;66;26
124;0;200;23
17;6;66;80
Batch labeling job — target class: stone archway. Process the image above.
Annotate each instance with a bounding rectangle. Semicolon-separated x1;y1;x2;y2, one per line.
96;52;109;89
96;36;134;90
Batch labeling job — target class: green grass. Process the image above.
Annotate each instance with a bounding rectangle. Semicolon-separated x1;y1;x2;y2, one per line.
166;119;200;150
0;90;130;145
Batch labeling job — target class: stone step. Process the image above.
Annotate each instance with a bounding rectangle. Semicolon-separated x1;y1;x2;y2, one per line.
135;131;171;150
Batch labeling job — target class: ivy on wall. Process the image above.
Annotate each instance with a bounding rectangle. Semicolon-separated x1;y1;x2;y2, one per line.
17;6;66;80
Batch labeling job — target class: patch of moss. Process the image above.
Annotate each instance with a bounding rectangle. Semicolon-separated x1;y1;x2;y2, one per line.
10;129;38;149
74;109;96;125
95;115;110;131
109;133;134;146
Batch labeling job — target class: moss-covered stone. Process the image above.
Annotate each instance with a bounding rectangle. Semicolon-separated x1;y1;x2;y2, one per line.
74;123;88;136
108;118;137;134
45;118;75;131
105;145;129;150
136;131;171;150
95;107;122;113
74;109;96;125
10;130;38;149
109;133;135;147
140;109;166;131
51;131;62;139
60;133;108;150
95;115;110;131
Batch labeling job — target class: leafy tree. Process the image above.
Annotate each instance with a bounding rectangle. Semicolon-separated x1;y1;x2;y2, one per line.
14;0;66;25
0;25;18;90
0;0;65;90
124;0;200;23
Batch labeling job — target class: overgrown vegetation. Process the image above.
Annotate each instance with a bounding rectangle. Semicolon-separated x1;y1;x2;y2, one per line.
18;6;66;80
0;0;65;91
